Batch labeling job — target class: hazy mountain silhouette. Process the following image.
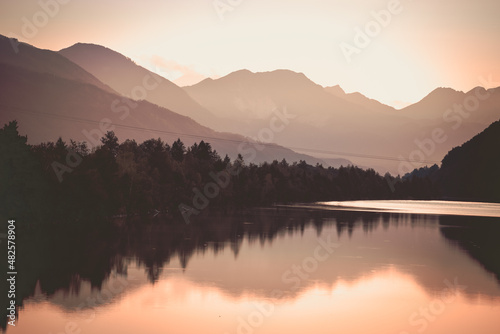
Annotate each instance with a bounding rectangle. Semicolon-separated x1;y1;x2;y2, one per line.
185;69;500;173
0;35;326;165
59;43;218;127
404;86;500;126
401;87;465;120
399;87;500;173
185;69;377;124
0;35;115;94
324;85;396;113
184;69;425;172
2;34;499;173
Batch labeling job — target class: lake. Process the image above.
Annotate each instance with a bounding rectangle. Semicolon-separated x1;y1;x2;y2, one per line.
4;201;500;334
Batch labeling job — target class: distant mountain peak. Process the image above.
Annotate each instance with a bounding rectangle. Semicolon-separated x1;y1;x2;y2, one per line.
0;34;32;52
259;69;309;79
466;86;493;95
232;69;254;74
429;87;463;95
324;85;395;112
67;42;103;48
60;42;135;64
189;68;320;92
218;68;311;81
324;85;346;97
59;42;220;125
223;69;254;79
404;86;465;109
0;34;116;94
61;42;111;53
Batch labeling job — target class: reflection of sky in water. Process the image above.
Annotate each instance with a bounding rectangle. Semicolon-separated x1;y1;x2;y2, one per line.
15;271;500;334
314;200;500;217
12;213;500;334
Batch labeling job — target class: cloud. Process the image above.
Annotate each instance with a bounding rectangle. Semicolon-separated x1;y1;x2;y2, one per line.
149;55;213;87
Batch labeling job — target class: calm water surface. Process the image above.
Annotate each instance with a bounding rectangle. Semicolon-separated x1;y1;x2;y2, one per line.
5;201;500;334
309;200;500;218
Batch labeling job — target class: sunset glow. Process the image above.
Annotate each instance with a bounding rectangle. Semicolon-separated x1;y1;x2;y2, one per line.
1;0;499;106
10;268;500;334
1;2;500;333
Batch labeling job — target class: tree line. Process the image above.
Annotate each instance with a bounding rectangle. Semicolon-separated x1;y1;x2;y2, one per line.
0;120;449;227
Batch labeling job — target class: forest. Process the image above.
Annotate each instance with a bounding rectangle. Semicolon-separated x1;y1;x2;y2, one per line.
0;120;443;227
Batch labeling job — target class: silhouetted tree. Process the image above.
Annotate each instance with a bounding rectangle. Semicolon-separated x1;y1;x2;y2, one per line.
0;121;49;224
101;131;119;157
171;138;186;162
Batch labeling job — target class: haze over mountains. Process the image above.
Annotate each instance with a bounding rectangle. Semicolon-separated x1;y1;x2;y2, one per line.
54;40;500;173
0;37;115;95
59;43;217;128
0;35;325;166
1;34;499;174
324;85;396;114
184;70;500;173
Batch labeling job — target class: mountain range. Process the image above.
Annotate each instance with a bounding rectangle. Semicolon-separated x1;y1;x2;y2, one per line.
59;43;217;127
184;70;500;173
1;33;499;174
0;35;327;167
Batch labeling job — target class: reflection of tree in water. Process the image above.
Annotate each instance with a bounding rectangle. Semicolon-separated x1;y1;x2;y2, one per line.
0;224;125;331
440;215;500;282
3;208;495;331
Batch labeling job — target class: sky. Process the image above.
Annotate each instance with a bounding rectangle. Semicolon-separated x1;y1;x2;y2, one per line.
1;0;499;107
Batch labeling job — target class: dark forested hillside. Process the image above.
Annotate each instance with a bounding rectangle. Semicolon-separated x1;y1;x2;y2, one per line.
438;119;500;202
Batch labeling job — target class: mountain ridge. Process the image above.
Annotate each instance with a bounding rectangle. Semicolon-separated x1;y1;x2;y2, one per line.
0;37;331;167
184;67;500;173
2;34;499;173
59;42;218;127
0;35;117;95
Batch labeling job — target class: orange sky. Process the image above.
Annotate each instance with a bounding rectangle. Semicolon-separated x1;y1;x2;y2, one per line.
1;0;499;107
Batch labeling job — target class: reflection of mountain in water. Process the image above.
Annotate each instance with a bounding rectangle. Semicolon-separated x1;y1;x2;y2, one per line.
1;208;499;331
440;215;500;281
0;209;371;330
